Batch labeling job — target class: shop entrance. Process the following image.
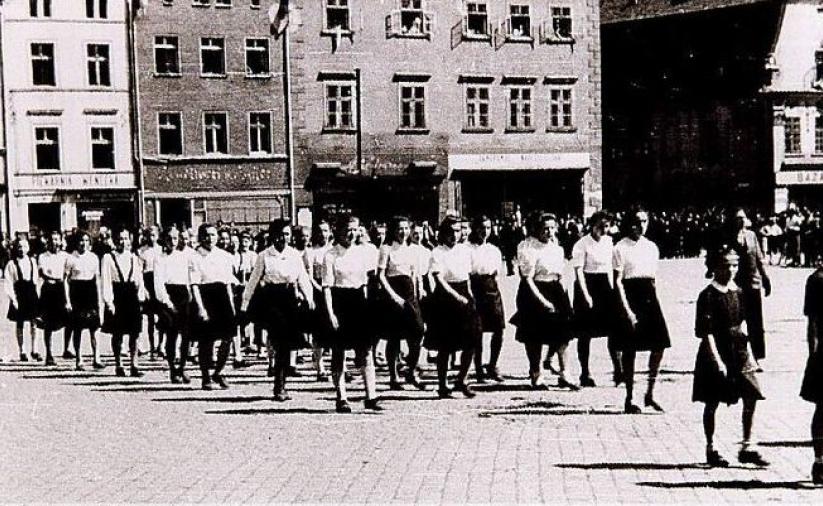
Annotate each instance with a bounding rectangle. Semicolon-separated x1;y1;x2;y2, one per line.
77;202;135;235
159;199;192;229
28;203;61;235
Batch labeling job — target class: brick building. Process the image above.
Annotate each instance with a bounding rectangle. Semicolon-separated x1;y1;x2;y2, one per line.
1;0;138;235
289;0;602;223
134;0;291;229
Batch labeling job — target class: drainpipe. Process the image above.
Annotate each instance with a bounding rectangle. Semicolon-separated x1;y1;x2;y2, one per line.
0;7;10;235
355;67;362;176
283;26;296;223
127;1;146;227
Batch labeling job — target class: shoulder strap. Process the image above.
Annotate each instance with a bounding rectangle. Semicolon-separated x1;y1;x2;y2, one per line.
13;258;23;281
110;252;126;283
128;255;135;282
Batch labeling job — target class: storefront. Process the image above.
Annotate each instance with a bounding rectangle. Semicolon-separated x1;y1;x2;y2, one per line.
775;168;823;211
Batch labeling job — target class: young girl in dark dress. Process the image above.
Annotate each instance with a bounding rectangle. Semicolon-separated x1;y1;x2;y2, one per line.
66;231;104;371
102;229;147;378
693;245;769;468
4;238;39;362
37;231;71;366
800;253;823;484
469;215;506;383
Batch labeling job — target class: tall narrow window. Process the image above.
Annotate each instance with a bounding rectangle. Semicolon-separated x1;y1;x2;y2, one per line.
249;113;272;154
325;83;355;130
508;87;532;130
204;113;228;154
815;110;823;154
549;87;573;128
87;44;111;87
158;113;183;155
30;0;52;17
86;0;108;19
245;38;270;76
91;127;115;169
154;36;180;75
816;52;823;83
509;4;531;38
785;116;801;155
35;127;60;171
465;85;489;129
31;43;55;86
325;0;350;31
399;85;426;130
200;38;226;76
465;1;489;36
550;7;572;39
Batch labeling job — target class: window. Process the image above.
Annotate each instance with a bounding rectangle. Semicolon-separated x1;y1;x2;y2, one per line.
547;7;572;41
549;87;573;129
508;87;532;130
154;36;180;75
785;116;801;155
215;0;232;6
90;127;115;169
249;112;272;154
158;113;183;155
200;38;226;76
387;0;434;37
31;43;55;86
35;127;60;171
325;0;351;31
87;44;111;87
203;112;228;154
816;52;823;84
29;0;51;17
86;0;108;19
251;0;261;7
465;1;489;37
192;0;210;6
465;85;490;130
245;38;270;76
325;83;355;130
399;85;426;130
816;110;823;154
508;4;531;39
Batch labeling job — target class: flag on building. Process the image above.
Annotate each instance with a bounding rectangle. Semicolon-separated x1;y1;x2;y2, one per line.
269;0;290;36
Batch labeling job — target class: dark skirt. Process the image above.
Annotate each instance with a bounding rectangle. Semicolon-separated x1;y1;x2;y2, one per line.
573;272;615;339
471;274;505;333
612;278;671;352
318;287;374;351
511;279;573;345
692;339;764;405
801;350;823;404
7;280;38;322
380;275;424;343
252;284;308;350
156;284;192;336
103;282;142;336
193;283;236;341
142;272;158;315
36;282;68;331
423;281;480;353
69;279;100;330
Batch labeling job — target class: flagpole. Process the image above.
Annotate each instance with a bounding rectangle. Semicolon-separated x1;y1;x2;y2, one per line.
283;17;297;224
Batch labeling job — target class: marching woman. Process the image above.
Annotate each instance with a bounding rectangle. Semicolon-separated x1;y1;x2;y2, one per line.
66;231;105;371
510;213;577;390
37;231;71;366
101;229;147;377
322;214;383;413
469;215;506;383
139;226;163;360
304;219;333;381
232;231;257;368
4;237;39;362
154;226;195;384
378;216;426;391
800;252;823;484
241;220;314;402
613;211;671;413
572;211;622;387
425;216;481;399
191;223;237;391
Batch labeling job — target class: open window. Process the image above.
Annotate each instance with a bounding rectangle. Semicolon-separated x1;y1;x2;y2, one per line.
386;0;435;39
541;6;574;44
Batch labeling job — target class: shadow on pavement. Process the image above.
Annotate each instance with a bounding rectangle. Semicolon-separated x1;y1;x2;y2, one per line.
759;440;812;448
638;480;817;490
477;401;633;417
558;462;753;471
90;386;195;392
205;407;335;415
153;396;271;403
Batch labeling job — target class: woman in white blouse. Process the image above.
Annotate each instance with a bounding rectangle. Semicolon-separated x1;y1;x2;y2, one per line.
36;231;71;366
232;230;257;368
469;215;506;383
303;219;333;381
378;216;426;391
613;210;671;413
4;238;39;362
66;231;104;371
425;216;481;399
572;211;621;388
322;214;383;413
101;229;147;378
241;219;314;402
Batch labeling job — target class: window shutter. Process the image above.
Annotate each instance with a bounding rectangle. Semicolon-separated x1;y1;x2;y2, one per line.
451;18;463;49
494;18;508;50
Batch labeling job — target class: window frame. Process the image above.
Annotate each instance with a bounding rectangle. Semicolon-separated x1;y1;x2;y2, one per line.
323;81;357;132
30;41;56;87
248;111;273;155
784;115;802;156
192;0;211;7
387;0;435;39
506;85;534;132
397;83;428;133
89;126;116;170
463;0;491;40
29;0;52;18
547;85;575;132
244;37;271;78
33;126;62;172
815;109;823;155
203;111;230;155
86;43;112;88
157;111;184;156
506;3;533;42
323;0;352;34
543;6;574;43
153;35;181;77
199;37;227;78
215;0;232;7
86;0;109;19
463;83;492;132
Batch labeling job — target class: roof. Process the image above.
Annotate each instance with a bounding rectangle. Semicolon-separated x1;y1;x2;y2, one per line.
601;0;778;24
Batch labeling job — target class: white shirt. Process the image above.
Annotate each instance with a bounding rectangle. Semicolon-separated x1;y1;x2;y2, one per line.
571;234;613;274
233;250;258;284
517;237;565;281
66;251;100;281
322;244;370;289
410;243;431;276
38;251;69;282
430;243;472;283
192;247;236;285
613;236;659;280
304;244;331;282
360;242;379;272
138;244;163;273
4;257;38;302
153;249;195;306
101;251;146;305
378;242;417;278
242;246;310;309
470;242;503;276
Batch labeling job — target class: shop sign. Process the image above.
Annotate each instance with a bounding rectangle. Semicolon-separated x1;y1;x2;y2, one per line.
145;164;283;193
775;170;823;186
449;152;590;172
16;172;135;190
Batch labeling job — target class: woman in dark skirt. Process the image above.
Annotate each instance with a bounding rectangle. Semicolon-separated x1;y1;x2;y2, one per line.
510;213;577;390
571;211;621;387
138;225;163;360
304;219;333;381
242;219;314;402
378;216;426;391
191;223;237;391
425;216;481;399
613;211;671;414
36;231;71;366
800;253;823;484
4;238;39;362
469;215;506;383
693;245;768;468
66;231;104;371
102;229;147;378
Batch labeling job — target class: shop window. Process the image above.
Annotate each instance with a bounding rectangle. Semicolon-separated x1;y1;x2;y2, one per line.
325;0;351;32
245;38;270;77
200;37;226;77
204;112;228;154
154;36;180;75
785;116;801;155
30;0;52;17
87;44;111;87
548;87;573;129
86;0;108;19
158;112;183;155
35;127;60;171
508;86;532;131
249;112;272;154
386;0;434;38
325;83;355;130
464;85;490;130
399;85;426;130
31;43;55;86
91;127;115;170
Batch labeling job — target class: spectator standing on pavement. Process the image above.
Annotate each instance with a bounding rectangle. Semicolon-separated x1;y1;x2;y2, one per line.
785;207;803;266
800;252;823;484
693;245;768;469
65;231;104;371
4;238;39;362
36;231;71;366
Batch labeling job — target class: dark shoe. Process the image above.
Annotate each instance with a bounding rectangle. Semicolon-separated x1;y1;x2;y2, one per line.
157;350;166;360
485;365;503;382
812;462;823;485
273;391;292;402
92;361;107;370
579;375;596;388
62;350;75;360
706;449;730;468
31;352;42;361
232;359;249;369
426;352;438;364
286;365;302;377
374;354;388;368
115;366;126;377
212;374;229;389
178;371;191;384
45;356;56;366
129;367;144;378
75;363;86;371
149;352;157;362
454;382;476;399
316;371;330;382
437;387;453;399
644;395;665;413
624;402;642;414
474;371;487;384
201;380;214;391
364;398;384;411
613;370;624;386
344;371;353;383
388;380;406;391
557;377;580;391
19;353;29;362
543;357;559;375
405;373;428;391
170;372;182;384
738;449;769;467
530;373;549;390
335;400;352;413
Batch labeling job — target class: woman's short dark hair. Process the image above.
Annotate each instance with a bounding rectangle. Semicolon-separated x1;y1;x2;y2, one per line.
267;219;291;242
196;223;214;244
526;212;556;238
386;215;410;245
437;216;459;244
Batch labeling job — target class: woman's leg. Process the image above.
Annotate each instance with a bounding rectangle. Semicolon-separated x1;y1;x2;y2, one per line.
43;330;54;363
577;337;591;381
703;401;719;453
473;332;485;380
488;330;503;372
436;351;450;395
273;344;289;398
165;329;179;381
386;338;401;388
15;322;26;357
128;333;141;374
111;333;123;371
71;327;83;368
621;350;639;412
739;398;768;465
404;337;424;387
645;350;665;409
357;346;378;403
548;341;576;388
90;330;101;366
813;404;823;461
525;342;543;384
62;328;72;358
331;348;347;403
608;341;623;385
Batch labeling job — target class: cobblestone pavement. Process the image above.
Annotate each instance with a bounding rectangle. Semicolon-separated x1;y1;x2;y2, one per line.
0;259;820;503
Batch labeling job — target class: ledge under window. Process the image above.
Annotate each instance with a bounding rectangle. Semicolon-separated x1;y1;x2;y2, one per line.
546;126;577;133
321;29;354;38
154;72;182;78
200;73;228;79
544;36;575;45
506;35;534;44
396;127;430;135
390;32;431;40
322;127;357;135
462;127;494;134
463;33;492;42
505;127;536;134
245;73;272;80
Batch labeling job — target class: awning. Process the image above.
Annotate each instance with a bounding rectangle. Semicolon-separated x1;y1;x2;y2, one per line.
449;152;590;172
